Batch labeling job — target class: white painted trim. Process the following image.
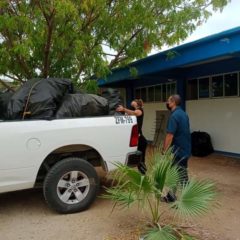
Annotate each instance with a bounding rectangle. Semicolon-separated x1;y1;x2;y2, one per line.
188;70;240;100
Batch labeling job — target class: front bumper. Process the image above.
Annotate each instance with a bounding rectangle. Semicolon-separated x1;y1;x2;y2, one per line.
126;150;142;167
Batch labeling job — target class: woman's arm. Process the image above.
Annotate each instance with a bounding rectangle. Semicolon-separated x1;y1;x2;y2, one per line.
116;105;142;116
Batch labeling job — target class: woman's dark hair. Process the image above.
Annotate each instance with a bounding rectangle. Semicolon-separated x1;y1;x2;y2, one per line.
133;99;143;108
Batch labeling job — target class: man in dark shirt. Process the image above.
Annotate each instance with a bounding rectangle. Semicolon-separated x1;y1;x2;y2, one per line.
163;94;191;202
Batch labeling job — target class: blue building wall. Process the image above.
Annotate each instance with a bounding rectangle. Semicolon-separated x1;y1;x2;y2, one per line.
99;27;240;110
99;27;240;87
98;27;240;157
183;58;240;79
121;57;240;109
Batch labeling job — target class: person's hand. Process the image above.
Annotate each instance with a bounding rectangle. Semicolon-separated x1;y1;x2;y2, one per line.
116;105;125;112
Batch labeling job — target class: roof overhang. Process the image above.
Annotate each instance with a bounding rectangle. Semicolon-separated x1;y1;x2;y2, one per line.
99;26;240;86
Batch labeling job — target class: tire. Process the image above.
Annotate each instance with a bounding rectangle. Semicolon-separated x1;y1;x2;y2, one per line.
43;157;99;214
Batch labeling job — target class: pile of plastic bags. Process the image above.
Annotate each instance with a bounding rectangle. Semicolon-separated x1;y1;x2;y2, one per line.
0;78;121;120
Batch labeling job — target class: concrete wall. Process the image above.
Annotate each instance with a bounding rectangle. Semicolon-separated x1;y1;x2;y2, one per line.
142;98;240;154
186;98;240;154
142;102;166;141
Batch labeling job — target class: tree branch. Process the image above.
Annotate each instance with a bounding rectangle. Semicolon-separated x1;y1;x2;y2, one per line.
103;52;117;57
109;27;144;68
107;5;167;69
8;1;19;16
43;18;54;78
0;79;15;92
4;74;24;84
3;30;32;79
113;56;128;64
75;38;101;81
51;38;75;76
41;4;55;78
81;6;100;32
36;1;55;78
102;42;111;48
75;63;85;81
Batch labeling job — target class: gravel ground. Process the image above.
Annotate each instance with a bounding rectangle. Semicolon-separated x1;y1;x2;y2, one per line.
0;154;239;240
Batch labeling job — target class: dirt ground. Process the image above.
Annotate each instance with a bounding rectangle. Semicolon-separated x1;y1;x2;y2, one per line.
0;154;240;240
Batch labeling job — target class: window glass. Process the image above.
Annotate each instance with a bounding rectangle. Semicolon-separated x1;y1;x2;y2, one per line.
162;84;167;102
141;88;147;102
135;88;141;99
212;75;223;97
225;73;238;96
187;79;198;100
199;77;209;98
170;82;177;95
155;85;162;102
148;86;155;102
166;84;171;100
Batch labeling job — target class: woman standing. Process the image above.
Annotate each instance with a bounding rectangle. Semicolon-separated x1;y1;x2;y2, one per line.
116;99;147;174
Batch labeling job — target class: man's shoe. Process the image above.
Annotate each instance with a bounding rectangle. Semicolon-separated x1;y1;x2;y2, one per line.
166;192;177;202
160;193;176;203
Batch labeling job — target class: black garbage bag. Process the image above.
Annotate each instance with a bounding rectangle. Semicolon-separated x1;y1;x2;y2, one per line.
0;91;14;120
7;78;72;120
55;93;109;119
191;131;214;157
101;88;123;115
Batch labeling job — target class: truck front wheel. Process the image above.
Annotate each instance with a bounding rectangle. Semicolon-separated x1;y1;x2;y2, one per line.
43;157;99;214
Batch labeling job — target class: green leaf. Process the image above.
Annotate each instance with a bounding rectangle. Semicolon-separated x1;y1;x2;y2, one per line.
148;148;180;192
79;80;99;94
129;67;138;78
102;188;136;209
0;0;229;86
103;147;218;230
166;50;180;60
174;179;217;218
111;162;152;194
165;163;181;190
152;159;171;192
181;234;196;240
144;225;177;240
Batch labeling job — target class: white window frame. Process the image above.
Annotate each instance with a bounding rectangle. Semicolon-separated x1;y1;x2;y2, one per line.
211;74;224;99
198;77;210;99
134;81;177;103
188;71;240;100
223;71;239;98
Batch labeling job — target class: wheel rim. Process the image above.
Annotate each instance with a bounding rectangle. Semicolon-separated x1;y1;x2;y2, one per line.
57;171;90;205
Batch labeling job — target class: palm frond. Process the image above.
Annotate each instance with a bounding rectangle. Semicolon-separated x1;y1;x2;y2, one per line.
151;159;171;192
144;225;177;240
149;155;180;194
102;187;136;209
111;162;152;193
180;235;196;240
147;145;164;170
173;179;217;218
165;163;181;190
104;149;218;237
147;146;174;171
108;162;131;184
103;162;154;211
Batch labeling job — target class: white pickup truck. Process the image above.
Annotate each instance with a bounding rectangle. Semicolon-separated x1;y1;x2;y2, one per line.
0;115;140;213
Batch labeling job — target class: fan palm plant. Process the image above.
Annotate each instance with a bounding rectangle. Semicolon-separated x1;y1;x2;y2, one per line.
103;147;217;240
